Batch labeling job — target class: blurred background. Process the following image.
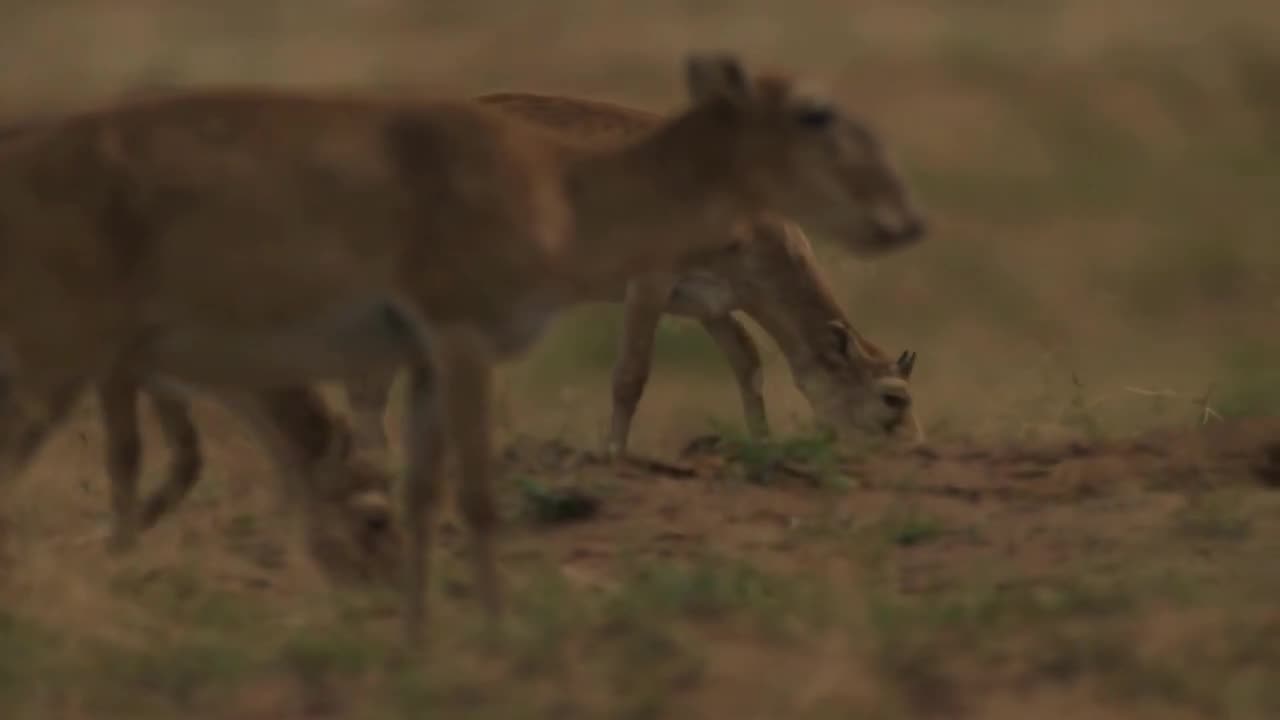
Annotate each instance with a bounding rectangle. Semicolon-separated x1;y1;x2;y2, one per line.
6;1;1278;451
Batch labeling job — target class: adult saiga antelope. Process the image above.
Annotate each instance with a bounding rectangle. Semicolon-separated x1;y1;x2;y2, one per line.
339;91;922;459
0;54;926;644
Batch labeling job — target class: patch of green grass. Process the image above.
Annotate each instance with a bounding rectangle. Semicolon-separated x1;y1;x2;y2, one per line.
712;423;845;487
517;476;601;525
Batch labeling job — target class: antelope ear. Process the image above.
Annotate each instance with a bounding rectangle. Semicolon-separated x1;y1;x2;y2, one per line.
896;350;917;380
829;319;882;363
825;319;851;359
685;53;752;105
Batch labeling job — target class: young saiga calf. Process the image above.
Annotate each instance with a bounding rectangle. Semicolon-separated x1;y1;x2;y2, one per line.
345;215;921;457
0;54;926;644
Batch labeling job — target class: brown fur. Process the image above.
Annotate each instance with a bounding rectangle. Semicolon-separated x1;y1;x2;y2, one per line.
0;54;927;645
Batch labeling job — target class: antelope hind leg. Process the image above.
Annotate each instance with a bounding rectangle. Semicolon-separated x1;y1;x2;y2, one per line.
607;275;677;459
700;314;769;439
137;381;203;531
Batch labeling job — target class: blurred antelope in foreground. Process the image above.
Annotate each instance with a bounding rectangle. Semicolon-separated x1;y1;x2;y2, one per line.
0;53;926;645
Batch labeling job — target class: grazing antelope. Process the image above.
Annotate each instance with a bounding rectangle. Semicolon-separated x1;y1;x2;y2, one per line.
0;53;926;644
344;214;921;458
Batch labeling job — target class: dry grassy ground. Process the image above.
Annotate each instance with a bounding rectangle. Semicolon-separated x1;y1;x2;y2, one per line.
2;2;1280;718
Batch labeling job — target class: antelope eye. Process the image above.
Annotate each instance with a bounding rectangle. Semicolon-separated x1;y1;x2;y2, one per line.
796;105;835;130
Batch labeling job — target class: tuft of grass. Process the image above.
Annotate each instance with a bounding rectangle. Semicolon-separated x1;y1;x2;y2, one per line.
517;476;601;525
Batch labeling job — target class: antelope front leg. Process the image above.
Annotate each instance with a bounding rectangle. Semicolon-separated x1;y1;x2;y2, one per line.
401;358;446;648
344;367;397;457
439;329;502;624
700;315;770;439
608;275;676;459
97;378;144;553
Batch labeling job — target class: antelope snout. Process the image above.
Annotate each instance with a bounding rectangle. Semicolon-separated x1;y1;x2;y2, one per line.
872;206;927;245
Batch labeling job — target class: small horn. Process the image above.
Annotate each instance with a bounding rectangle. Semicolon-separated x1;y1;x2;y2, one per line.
896;350;917;379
